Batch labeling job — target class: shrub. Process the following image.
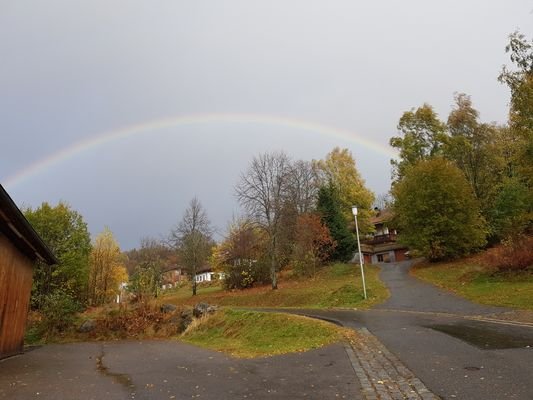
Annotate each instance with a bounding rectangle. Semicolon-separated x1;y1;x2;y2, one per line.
128;262;162;303
223;259;271;290
484;235;533;272
41;290;80;333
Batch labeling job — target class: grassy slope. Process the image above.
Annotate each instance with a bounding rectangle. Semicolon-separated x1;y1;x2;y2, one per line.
412;257;533;310
181;309;348;358
163;263;388;309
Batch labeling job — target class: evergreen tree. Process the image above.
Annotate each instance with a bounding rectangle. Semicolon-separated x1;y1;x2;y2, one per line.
317;185;355;261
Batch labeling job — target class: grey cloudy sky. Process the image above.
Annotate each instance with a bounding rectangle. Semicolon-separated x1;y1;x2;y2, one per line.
1;1;531;249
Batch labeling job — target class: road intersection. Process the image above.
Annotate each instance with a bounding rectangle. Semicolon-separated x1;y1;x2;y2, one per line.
1;261;532;399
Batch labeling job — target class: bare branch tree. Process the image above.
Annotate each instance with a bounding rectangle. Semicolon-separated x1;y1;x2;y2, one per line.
170;197;213;296
235;151;291;289
373;192;393;211
288;159;319;214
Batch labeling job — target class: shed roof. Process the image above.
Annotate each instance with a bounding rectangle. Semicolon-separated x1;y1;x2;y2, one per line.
0;184;57;265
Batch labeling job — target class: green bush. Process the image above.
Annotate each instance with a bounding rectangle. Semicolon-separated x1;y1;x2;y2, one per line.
41;290;79;333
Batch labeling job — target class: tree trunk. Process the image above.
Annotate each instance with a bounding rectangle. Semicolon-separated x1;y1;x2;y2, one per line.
270;238;278;290
192;267;197;296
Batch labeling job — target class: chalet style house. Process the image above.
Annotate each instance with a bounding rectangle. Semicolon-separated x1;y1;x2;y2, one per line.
161;265;187;290
360;209;409;264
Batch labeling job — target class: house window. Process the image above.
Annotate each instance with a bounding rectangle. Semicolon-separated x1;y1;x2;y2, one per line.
377;254;384;262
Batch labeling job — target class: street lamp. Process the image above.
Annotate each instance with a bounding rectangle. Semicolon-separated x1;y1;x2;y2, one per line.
352;206;367;299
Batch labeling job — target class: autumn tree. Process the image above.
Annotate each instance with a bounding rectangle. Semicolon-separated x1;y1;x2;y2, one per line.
389;104;447;180
291;213;335;276
499;31;533;144
170;197;213;296
442;93;502;214
88;228;127;306
127;237;167;303
211;218;269;289
497;31;533;235
314;147;375;233
236;151;292;289
392;158;487;261
317;185;355;261
24;202;91;309
124;238;175;276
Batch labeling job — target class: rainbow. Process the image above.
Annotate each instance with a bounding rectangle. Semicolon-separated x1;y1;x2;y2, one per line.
3;113;397;188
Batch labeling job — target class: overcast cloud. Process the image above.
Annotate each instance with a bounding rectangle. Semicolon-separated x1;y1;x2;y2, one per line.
1;1;532;249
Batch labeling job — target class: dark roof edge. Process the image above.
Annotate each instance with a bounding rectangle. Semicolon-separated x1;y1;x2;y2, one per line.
0;184;58;265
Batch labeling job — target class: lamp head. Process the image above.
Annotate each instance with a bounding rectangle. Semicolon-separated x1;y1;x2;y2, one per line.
352;206;358;216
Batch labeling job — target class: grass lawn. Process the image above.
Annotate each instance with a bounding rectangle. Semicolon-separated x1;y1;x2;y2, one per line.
162;263;388;309
412;257;533;310
181;308;350;358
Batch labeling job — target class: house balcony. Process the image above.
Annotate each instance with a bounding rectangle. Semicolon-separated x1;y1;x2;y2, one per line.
362;233;397;245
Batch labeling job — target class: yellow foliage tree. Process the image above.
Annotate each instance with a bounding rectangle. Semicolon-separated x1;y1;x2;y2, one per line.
88;227;128;306
314;147;375;233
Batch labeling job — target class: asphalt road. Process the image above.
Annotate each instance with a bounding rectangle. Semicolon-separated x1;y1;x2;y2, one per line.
0;340;360;400
285;261;533;400
2;261;531;399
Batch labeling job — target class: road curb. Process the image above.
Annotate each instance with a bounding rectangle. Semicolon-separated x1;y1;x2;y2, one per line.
345;328;440;400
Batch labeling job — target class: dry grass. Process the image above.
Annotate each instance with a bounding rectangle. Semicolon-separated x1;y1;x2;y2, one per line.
412;248;533;310
162;263;388;309
483;236;533;272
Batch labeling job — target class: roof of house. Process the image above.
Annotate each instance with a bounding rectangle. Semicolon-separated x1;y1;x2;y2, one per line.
196;266;213;274
161;265;183;273
370;208;394;225
0;184;57;265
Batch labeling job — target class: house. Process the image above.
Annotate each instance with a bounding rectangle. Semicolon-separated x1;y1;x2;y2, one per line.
194;267;223;283
0;184;56;359
161;265;187;290
360;209;409;264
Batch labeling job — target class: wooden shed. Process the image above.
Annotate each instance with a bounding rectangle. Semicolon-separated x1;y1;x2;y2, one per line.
0;184;56;359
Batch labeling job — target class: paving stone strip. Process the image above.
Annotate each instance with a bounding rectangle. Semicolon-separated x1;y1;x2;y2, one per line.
345;328;439;400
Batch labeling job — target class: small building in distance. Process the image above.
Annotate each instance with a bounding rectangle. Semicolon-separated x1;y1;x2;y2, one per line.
161;265;188;290
360;209;409;264
0;184;57;359
194;266;223;283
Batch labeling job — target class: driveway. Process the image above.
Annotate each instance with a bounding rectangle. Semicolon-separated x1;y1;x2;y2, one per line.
0;341;360;400
287;260;533;400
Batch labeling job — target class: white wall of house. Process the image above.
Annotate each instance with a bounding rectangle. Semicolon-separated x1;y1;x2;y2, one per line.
195;271;225;283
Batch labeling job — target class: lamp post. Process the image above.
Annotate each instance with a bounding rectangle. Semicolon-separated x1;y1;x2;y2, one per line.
352;206;367;300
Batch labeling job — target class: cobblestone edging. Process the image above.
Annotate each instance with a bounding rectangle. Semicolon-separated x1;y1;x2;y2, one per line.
345;328;439;400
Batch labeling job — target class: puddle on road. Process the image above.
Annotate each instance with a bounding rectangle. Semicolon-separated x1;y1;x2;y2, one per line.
96;352;135;390
426;323;533;349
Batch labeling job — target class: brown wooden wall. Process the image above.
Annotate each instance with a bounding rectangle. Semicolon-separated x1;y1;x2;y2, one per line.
394;249;408;262
0;232;34;359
